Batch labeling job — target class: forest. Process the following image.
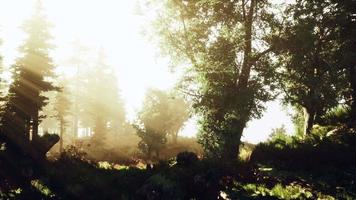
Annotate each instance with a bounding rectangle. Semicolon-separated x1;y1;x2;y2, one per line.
0;0;355;199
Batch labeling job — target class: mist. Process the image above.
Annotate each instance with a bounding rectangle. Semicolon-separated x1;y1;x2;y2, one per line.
0;0;355;199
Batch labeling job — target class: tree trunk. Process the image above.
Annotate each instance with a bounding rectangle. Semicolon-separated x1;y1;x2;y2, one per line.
155;149;160;160
24;119;31;142
59;118;64;153
147;146;152;160
172;131;178;144
223;0;254;161
222;121;245;161
237;0;254;89
73;115;78;138
303;107;316;135
347;0;356;128
349;65;356;126
32;113;39;142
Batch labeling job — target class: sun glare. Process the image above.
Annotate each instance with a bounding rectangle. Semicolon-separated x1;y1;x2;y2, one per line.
0;0;293;143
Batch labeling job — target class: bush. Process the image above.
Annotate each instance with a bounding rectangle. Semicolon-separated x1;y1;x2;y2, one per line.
176;151;198;167
250;128;356;169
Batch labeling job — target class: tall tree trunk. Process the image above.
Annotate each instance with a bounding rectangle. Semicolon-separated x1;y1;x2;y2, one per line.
155;149;160;160
59;118;64;153
222;123;245;161
303;107;316;135
349;65;356;127
172;131;178;144
32;112;39;142
237;0;254;89
223;0;254;161
348;20;356;126
24;119;31;142
73;114;78;139
147;146;152;160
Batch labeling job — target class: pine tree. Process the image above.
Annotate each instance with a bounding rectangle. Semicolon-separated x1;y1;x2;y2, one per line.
54;80;71;153
1;0;56;143
84;49;126;145
0;37;6;103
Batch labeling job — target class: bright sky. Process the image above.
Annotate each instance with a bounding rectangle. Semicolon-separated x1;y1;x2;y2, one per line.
0;0;294;144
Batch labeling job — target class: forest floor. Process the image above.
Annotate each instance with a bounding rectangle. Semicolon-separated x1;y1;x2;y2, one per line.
2;154;355;199
1;128;356;199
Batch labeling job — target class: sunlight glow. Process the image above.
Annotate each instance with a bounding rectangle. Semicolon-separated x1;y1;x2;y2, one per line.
0;0;293;143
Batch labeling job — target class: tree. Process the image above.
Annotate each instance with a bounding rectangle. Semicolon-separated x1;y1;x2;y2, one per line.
274;0;346;135
268;125;290;144
84;49;126;145
134;89;190;158
54;79;71;153
167;95;190;143
65;40;91;139
1;0;57;142
150;0;280;159
331;0;356;127
0;37;6;103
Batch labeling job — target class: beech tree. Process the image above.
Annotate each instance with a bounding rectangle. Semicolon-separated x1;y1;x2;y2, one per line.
275;0;349;135
150;0;280;159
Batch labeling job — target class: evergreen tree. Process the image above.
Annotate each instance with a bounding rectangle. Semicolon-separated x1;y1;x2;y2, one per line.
84;49;126;145
54;79;71;153
1;0;57;142
66;40;91;138
0;37;6;102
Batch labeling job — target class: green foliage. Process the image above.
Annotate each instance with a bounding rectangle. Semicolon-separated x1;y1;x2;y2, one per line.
274;0;349;135
135;125;168;159
267;125;293;149
321;105;351;126
251;128;356;169
136;174;181;199
134;88;190;159
290;107;305;138
31;179;54;197
237;183;313;199
1;0;57;142
149;0;281;159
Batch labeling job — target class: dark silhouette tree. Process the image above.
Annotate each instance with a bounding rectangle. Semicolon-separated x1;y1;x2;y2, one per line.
167;94;190;144
331;0;356;127
0;38;6;103
135;89;169;159
1;0;57;143
274;0;345;135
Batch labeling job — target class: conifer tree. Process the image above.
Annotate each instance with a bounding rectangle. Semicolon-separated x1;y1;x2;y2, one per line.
1;0;56;142
84;49;126;145
54;80;71;153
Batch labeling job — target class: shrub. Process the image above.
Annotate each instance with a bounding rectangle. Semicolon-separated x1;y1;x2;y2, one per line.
250;128;356;169
176;151;198;167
